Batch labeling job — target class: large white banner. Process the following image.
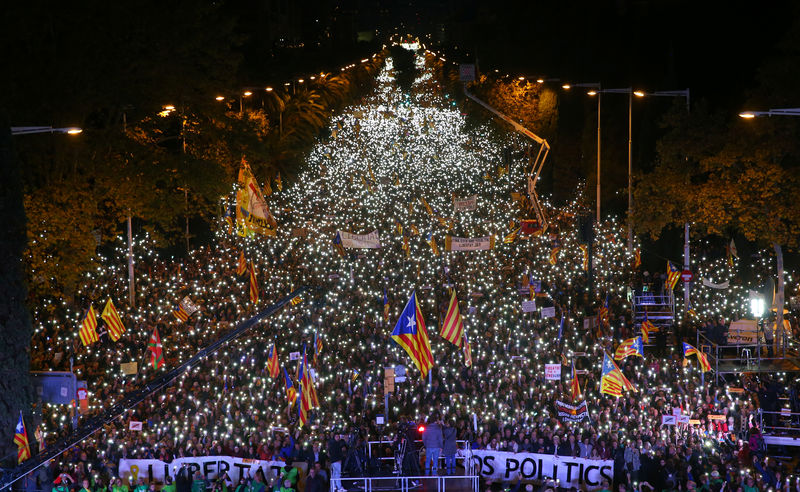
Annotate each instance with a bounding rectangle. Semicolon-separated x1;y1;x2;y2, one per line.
119;456;304;484
339;230;382;249
471;450;612;488
445;236;493;251
454;195;478;212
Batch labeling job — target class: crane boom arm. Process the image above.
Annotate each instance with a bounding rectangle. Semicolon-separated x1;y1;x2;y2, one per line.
463;85;550;233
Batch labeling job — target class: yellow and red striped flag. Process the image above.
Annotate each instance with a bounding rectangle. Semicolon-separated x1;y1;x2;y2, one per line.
440;289;464;347
463;332;472;367
236;250;247;276
600;352;636;397
101;299;125;342
391;291;434;378
78;306;99;346
549;246;561;265
267;343;280;378
641;314;657;343
683;343;711;372
633;248;641;269
666;261;681;291
248;261;259;305
14;412;30;463
283;368;297;407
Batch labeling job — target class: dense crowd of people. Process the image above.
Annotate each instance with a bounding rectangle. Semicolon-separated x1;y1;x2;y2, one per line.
17;52;800;492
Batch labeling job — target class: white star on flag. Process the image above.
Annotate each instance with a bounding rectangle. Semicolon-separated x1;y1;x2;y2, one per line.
405;314;416;332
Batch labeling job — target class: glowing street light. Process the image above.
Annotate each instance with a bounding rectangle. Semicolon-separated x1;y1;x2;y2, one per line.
739;107;800;118
11;126;83;136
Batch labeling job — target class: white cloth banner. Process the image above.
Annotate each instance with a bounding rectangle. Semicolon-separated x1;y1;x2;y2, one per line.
470;450;613;488
446;236;493;251
118;457;302;484
454;195;478;211
702;278;730;289
339;230;381;249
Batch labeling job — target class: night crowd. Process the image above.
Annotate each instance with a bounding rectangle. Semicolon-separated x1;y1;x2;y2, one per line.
16;53;800;492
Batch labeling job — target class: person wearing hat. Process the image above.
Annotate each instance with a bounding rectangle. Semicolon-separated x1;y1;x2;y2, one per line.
53;474;74;492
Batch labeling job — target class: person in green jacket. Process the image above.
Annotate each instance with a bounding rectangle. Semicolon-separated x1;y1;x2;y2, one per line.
278;479;293;492
161;476;176;492
133;478;148;492
53;474;73;492
245;472;265;492
79;479;92;492
279;460;298;489
110;477;129;492
191;472;208;492
233;477;247;492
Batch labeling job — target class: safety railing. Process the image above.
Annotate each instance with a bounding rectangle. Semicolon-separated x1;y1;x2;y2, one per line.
697;329;792;382
332;474;479;492
366;440;471;465
758;409;800;438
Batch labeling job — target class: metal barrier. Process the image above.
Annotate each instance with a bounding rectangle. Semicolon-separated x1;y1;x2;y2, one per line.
696;329;792;383
758;409;800;439
333;475;479;492
366;441;473;470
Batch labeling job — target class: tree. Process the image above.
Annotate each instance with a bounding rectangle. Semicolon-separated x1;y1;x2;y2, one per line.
0;115;33;464
635;97;800;342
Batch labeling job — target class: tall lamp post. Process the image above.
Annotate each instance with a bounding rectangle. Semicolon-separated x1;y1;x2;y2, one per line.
563;82;601;222
585;88;645;254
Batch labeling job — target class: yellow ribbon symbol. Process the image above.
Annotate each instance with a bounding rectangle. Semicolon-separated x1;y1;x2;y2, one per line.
130;465;139;483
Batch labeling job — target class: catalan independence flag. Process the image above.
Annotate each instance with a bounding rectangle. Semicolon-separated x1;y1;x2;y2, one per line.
463;332;472;368
101;299;126;342
267;343;279;378
641;314;657;343
633;248;641;269
426;232;440;256
78;306;99;346
614;336;644;360
14;412;30;463
683;342;711;372
600;352;636;397
248;261;259;305
391;291;434;378
666;261;681;291
333;232;346;257
440;289;464;347
549;245;561;265
298;345;319;425
383;287;390;323
283;367;297;407
236;250;247;276
597;295;610;326
173;303;190;323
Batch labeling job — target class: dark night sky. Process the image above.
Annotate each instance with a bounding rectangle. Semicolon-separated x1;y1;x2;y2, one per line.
394;0;797;110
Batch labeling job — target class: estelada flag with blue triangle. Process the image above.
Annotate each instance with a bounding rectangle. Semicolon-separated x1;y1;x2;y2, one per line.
391;290;434;378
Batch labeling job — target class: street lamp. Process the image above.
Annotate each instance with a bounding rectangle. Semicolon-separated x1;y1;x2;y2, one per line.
739;107;800;118
586;87;643;253
563;82;602;222
240;91;252;115
11;126;82;135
